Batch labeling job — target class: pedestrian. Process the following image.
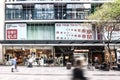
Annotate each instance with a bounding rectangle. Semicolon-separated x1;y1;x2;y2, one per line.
28;56;33;67
40;57;44;67
88;59;94;71
72;60;87;80
11;57;18;72
94;57;99;69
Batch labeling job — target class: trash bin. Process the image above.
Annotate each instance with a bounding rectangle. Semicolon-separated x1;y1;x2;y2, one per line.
66;62;71;69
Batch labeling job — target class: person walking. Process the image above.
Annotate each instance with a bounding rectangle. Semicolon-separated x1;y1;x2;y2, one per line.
11;57;18;72
94;57;99;69
72;60;87;80
88;59;94;71
28;56;33;67
40;57;44;67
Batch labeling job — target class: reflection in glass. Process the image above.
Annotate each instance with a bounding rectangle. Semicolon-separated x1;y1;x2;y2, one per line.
66;4;90;20
34;4;54;19
5;5;23;20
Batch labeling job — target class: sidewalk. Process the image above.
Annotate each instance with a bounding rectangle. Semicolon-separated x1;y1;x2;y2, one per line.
0;66;72;75
0;66;120;80
0;66;120;75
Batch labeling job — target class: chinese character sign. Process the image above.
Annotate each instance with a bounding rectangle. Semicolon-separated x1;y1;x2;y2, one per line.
55;23;93;40
6;23;27;40
7;29;17;39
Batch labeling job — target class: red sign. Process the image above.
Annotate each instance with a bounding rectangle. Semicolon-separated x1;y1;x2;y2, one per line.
7;29;17;39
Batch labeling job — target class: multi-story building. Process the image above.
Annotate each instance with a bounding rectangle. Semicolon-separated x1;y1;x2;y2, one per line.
0;0;119;66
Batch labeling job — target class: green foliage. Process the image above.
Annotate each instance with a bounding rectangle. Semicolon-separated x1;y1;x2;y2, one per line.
88;0;120;22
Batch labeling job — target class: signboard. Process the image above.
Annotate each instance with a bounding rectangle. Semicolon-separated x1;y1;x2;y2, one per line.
104;24;120;40
104;31;120;40
73;53;88;66
55;23;93;40
6;23;27;40
117;50;120;63
67;4;91;9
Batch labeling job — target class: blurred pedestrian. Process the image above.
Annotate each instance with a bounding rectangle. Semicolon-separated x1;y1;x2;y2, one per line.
11;57;18;72
72;60;87;80
88;59;94;71
40;57;44;67
94;57;99;69
28;57;33;67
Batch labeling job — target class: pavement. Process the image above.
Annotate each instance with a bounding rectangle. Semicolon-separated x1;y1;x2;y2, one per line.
0;66;120;80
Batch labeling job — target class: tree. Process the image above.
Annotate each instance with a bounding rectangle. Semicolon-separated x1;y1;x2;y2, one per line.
87;0;120;69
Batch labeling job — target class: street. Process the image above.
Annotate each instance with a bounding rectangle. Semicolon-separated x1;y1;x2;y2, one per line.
0;66;120;80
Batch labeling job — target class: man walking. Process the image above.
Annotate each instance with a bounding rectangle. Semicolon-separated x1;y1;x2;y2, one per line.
11;57;18;72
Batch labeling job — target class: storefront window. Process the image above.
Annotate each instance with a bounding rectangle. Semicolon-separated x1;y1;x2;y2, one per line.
3;46;53;66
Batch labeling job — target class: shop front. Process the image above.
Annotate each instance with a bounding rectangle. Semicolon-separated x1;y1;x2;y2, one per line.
3;45;54;66
0;40;106;66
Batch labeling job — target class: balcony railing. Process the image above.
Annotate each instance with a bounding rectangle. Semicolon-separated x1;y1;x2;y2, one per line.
5;9;90;20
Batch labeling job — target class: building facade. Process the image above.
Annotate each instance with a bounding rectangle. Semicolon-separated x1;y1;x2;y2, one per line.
0;0;119;66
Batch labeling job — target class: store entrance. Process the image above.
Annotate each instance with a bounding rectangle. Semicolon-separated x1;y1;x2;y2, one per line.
5;49;30;65
54;46;104;66
4;46;53;66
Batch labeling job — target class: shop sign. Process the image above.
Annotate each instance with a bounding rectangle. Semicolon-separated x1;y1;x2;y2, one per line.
104;31;120;40
104;24;120;40
55;23;93;40
6;23;27;40
67;4;91;9
6;29;17;39
117;51;120;63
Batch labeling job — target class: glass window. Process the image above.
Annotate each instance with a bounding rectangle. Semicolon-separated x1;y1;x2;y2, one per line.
5;5;23;20
34;4;54;20
27;24;55;40
66;4;91;20
54;4;66;20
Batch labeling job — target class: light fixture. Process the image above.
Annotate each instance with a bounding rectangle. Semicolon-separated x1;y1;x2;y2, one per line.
74;49;89;52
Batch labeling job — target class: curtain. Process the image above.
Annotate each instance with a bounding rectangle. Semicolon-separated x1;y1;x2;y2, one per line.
27;24;55;40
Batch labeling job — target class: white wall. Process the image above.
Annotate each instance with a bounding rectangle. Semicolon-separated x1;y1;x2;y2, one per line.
0;0;5;63
0;0;4;40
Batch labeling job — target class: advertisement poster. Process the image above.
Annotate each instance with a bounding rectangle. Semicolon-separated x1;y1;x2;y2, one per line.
55;23;93;40
6;23;27;40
